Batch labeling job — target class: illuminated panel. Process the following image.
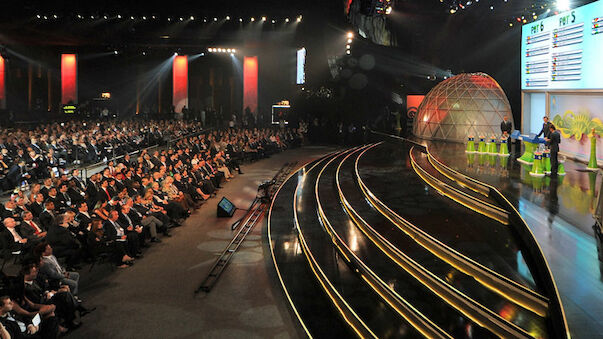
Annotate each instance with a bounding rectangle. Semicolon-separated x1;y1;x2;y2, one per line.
0;56;5;109
172;55;188;113
243;56;258;114
61;54;77;105
296;48;306;85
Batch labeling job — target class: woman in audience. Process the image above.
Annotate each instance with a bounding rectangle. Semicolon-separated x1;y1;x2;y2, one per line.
87;219;134;268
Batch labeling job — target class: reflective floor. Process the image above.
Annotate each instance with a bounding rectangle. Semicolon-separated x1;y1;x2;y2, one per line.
269;140;588;338
425;140;603;339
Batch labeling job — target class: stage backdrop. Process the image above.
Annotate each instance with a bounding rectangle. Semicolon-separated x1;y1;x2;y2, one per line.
172;55;188;114
243;56;258;114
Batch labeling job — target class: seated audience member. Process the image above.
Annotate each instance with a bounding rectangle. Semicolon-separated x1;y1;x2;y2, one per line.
0;295;61;339
46;214;81;270
20;263;84;330
18;211;46;241
34;243;80;296
104;210;141;258
87;219;134;268
38;201;57;231
2;218;32;253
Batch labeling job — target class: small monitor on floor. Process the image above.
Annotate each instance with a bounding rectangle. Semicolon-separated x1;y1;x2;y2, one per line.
217;197;236;217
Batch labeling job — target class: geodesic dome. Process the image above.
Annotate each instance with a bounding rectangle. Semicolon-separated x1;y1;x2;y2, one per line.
413;73;512;142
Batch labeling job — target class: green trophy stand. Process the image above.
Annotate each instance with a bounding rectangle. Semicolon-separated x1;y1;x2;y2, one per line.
487;136;498;155
499;137;509;157
530;151;545;177
466;136;476;153
587;132;599;171
543;149;551;174
478;136;487;154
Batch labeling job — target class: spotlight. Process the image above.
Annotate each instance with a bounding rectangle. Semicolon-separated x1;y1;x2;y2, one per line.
174;52;178;56
103;15;108;19
251;17;255;22
152;16;156;19
285;18;290;22
347;38;352;43
262;16;267;22
43;16;48;20
190;16;194;20
347;32;354;39
385;6;392;15
226;16;230;20
142;52;146;56
114;50;118;55
143;16;147;20
232;49;236;53
179;17;184;21
130;16;135;20
272;19;276;24
214;17;218;21
346;44;351;49
346;50;351;55
168;17;172;21
36;15;41;18
557;0;570;11
227;49;232;53
297;15;302;22
53;14;58;18
117;14;122;19
230;53;234;56
239;18;243;22
90;16;94;19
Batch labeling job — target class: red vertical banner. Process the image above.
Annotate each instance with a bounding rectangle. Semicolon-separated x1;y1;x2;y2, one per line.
172;55;188;113
61;54;77;105
0;56;5;109
243;56;258;114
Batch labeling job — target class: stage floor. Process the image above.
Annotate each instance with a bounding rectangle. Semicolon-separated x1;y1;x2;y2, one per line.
425;140;603;338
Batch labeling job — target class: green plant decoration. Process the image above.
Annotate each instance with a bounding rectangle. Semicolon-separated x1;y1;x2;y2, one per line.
552;110;603;140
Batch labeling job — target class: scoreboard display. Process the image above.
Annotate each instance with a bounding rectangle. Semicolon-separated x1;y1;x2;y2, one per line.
521;0;603;90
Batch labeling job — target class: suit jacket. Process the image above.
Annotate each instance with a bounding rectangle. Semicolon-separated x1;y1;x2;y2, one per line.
18;218;45;239
47;225;80;253
29;202;44;218
500;120;512;134
39;255;66;281
537;121;552;138
548;130;561;152
103;220;125;241
39;210;58;230
75;212;92;232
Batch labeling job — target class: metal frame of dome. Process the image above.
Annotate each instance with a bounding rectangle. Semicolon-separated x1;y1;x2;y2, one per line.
413;72;512;143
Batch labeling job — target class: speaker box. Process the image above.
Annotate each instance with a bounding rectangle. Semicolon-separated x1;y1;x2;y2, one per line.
217;197;236;217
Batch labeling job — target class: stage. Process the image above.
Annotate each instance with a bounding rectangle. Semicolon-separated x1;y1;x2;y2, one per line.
269;137;603;339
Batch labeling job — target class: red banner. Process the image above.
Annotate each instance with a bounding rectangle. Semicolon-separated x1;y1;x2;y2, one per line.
406;95;425;119
173;55;188;113
61;54;77;105
243;56;258;114
0;56;5;109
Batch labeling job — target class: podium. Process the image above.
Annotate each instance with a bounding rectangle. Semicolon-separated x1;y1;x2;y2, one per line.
517;134;546;165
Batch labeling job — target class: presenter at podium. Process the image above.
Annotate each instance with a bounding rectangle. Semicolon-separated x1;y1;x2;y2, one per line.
537;116;552;140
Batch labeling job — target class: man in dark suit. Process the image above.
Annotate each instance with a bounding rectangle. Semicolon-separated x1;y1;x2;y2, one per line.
29;194;45;218
104;210;141;258
547;124;561;177
39;201;58;231
46;214;81;270
500;115;513;153
0;295;61;338
18;211;46;241
537;116;553;139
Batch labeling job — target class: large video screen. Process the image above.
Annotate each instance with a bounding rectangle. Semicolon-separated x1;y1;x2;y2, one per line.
296;48;306;85
521;0;603;90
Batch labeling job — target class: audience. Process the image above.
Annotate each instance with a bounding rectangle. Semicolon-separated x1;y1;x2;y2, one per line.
0;121;303;335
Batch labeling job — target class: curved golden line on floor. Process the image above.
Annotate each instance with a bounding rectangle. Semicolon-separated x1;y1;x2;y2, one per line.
425;149;570;339
293;151;377;339
338;148;535;338
409;147;509;224
355;143;550;319
317;145;453;339
268;159;321;339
